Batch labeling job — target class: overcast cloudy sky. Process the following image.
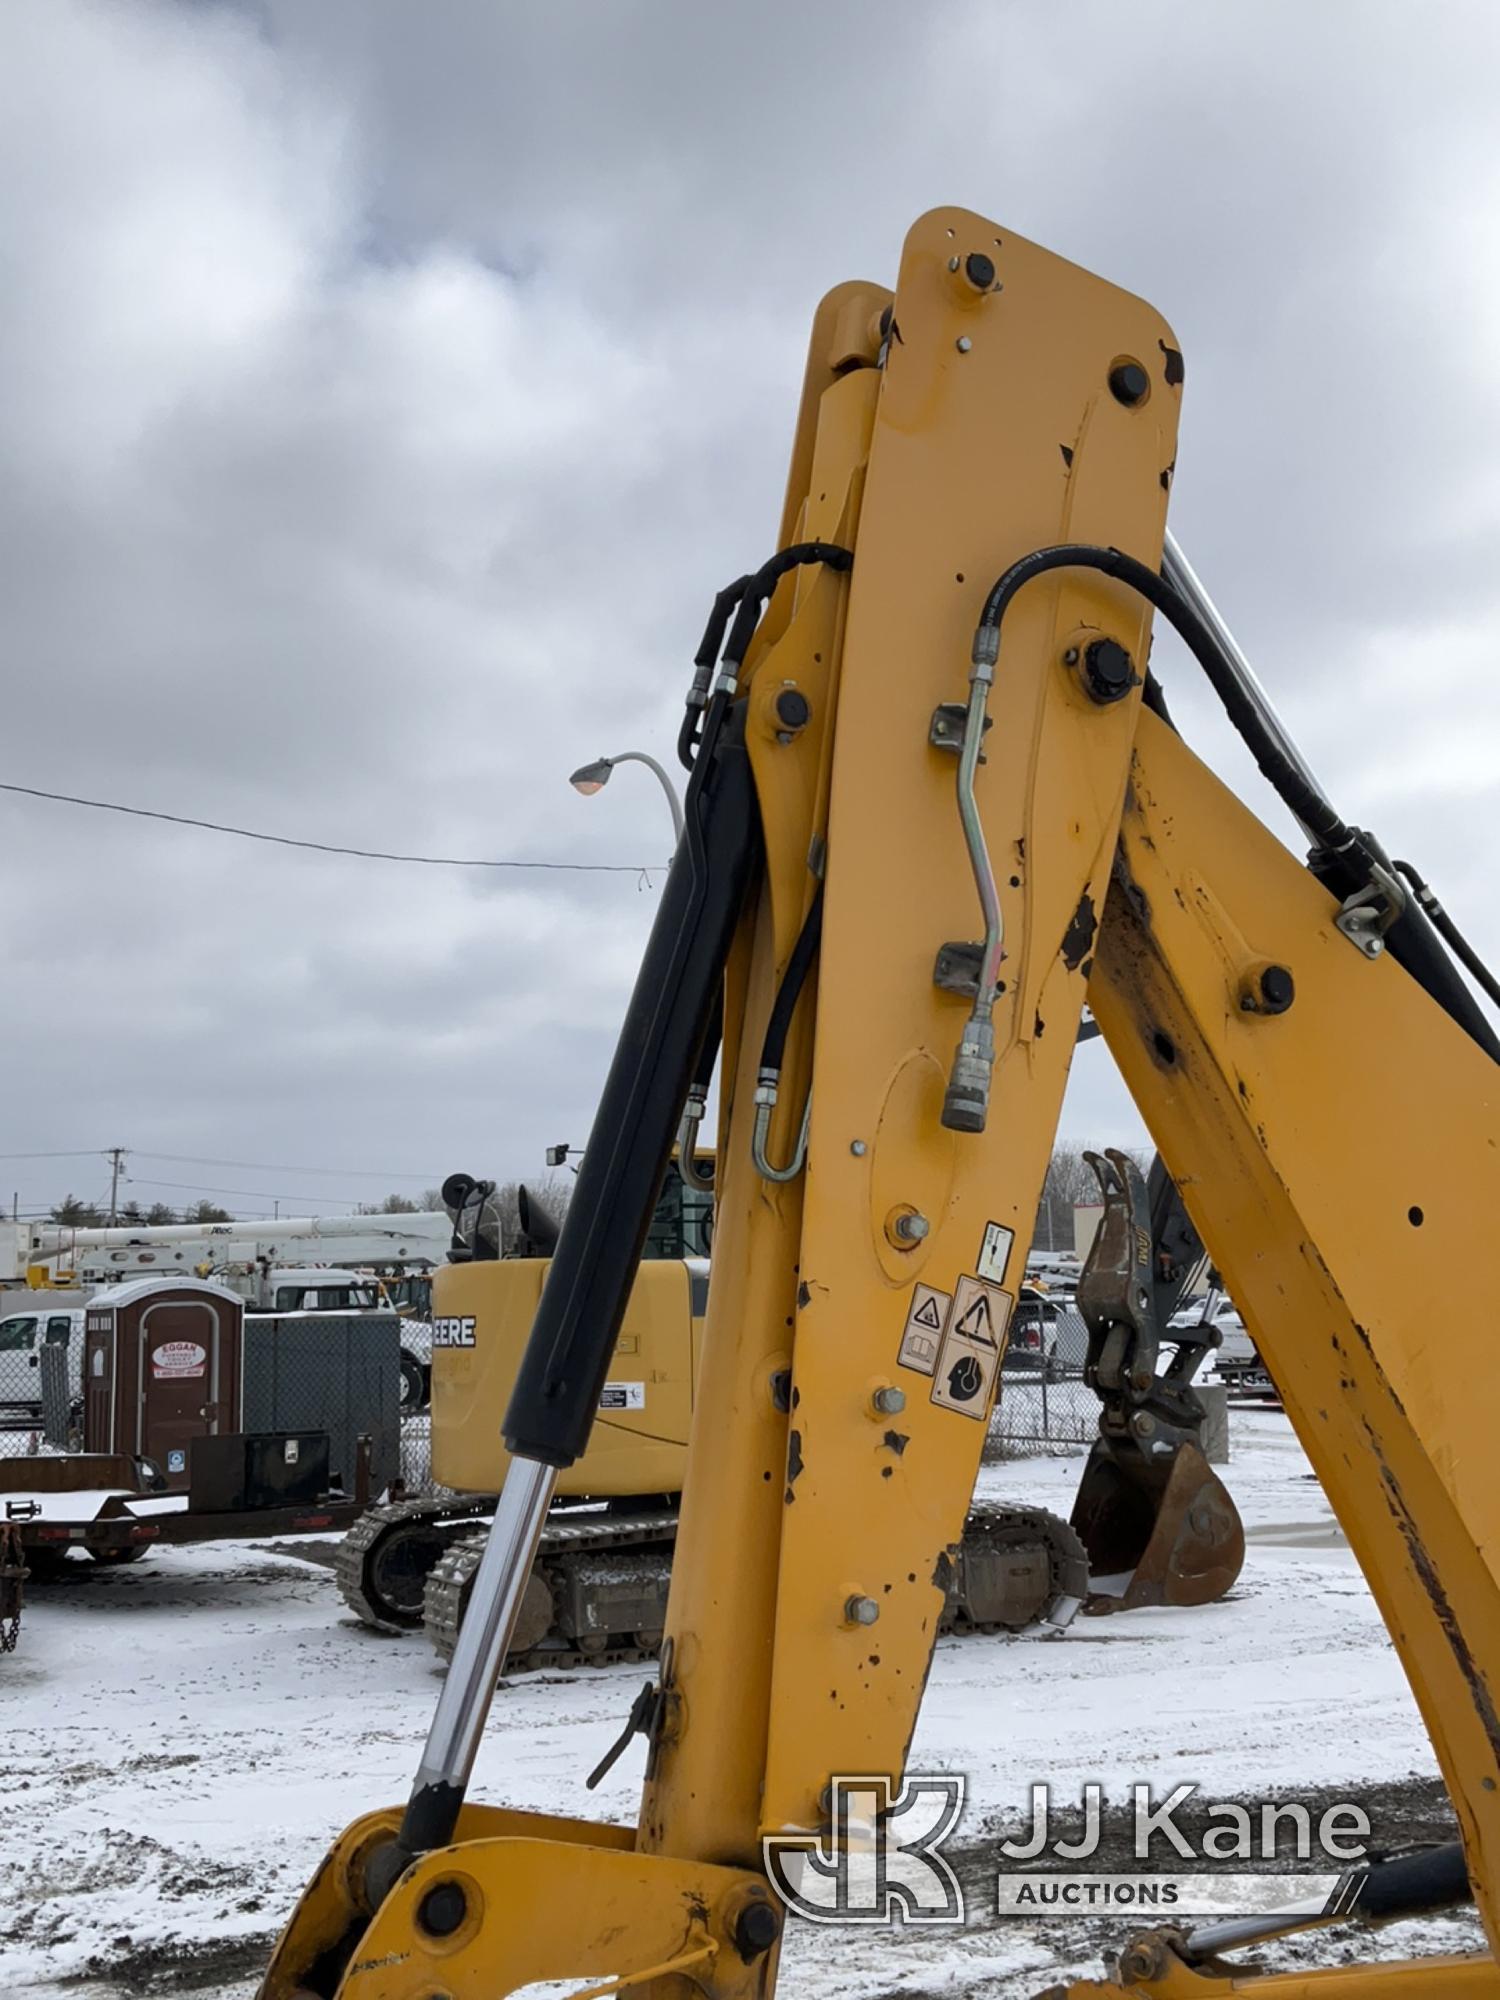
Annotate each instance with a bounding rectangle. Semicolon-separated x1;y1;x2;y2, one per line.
3;1;1498;1224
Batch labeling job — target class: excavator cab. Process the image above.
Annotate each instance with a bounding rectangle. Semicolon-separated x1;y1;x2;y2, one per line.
431;1161;708;1498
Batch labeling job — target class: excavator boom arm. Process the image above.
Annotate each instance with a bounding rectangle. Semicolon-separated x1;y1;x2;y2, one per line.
259;209;1500;2000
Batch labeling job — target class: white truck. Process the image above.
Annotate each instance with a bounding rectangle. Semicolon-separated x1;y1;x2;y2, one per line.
0;1303;88;1430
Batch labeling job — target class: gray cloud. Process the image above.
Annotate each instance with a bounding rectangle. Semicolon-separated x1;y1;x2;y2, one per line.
2;0;1497;1221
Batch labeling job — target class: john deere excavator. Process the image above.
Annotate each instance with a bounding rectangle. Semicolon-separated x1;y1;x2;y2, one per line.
259;210;1500;1999
340;1146;1233;1664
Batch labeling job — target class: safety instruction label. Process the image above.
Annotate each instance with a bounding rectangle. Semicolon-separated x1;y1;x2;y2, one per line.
599;1381;646;1411
930;1276;1013;1420
977;1220;1014;1285
897;1283;951;1376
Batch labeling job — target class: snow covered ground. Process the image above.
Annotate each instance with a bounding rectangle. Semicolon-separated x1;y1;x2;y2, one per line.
1;1411;1480;1998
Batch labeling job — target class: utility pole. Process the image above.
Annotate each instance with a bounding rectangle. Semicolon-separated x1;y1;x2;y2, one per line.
106;1147;127;1226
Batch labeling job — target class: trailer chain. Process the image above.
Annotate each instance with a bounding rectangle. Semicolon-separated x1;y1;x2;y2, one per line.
0;1526;26;1654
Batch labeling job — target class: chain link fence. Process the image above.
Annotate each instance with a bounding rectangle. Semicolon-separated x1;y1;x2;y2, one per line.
984;1301;1099;1459
399;1409;441;1494
0;1300;84;1457
389;1301;1105;1492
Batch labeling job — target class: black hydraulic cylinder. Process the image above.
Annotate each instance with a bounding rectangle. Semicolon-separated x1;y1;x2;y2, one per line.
1183;1840;1470;1965
1345;1840;1470;1921
502;709;760;1466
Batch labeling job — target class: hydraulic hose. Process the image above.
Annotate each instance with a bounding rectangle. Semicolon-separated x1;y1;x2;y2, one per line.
1394;859;1500;1013
679;574;753;771
971;542;1500;1064
750;882;824;1183
677;992;722;1193
679;544;853;771
760;883;824;1074
721;542;854;675
971;543;1358;859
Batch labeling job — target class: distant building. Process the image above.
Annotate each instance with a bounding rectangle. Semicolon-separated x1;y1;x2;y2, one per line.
1073;1201;1104;1261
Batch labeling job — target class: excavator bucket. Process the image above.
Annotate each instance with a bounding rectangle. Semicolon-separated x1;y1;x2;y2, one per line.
1070;1434;1244;1613
1070;1147;1246;1615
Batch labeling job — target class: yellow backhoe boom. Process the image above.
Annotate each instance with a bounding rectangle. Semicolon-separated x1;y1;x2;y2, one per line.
259;209;1500;2000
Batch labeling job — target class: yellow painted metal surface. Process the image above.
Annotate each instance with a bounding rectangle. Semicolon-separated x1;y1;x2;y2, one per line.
1091;708;1500;1955
759;208;1180;1831
1062;1946;1500;1996
259;210;1500;2000
640;295;882;1870
258;1800;774;2000
431;1258;698;1498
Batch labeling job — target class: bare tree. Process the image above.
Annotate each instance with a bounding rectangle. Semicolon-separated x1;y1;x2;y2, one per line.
1033;1147;1099;1253
486;1174;572;1252
1033;1143;1158;1255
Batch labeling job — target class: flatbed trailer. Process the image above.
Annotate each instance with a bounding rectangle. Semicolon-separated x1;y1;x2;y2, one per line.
0;1437;372;1567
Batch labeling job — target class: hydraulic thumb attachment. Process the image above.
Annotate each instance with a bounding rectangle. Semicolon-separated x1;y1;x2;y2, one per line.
1070;1149;1245;1613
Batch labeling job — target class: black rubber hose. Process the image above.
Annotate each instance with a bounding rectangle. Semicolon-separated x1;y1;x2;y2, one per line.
680;576;754;770
973;543;1356;856
695;574;754;670
1394;859;1500;1012
760;882;824;1073
679;547;851;771
971;542;1500;1064
722;541;854;669
676;703;703;774
1310;840;1500;1063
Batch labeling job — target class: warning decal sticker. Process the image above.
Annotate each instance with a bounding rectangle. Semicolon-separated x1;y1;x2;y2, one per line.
976;1220;1014;1285
898;1283;951;1376
599;1381;646;1411
930;1276;1013;1420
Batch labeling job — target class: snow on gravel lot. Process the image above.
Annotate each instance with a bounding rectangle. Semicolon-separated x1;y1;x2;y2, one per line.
1;1412;1475;1998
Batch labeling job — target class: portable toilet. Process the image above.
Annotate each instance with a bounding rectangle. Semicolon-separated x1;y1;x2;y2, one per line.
84;1278;243;1490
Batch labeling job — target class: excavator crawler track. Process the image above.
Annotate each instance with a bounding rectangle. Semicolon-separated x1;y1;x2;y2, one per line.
422;1499;1086;1672
336;1497;494;1632
426;1508;679;1672
942;1501;1090;1635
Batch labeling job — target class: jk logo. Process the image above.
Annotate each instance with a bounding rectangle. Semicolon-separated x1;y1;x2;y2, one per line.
762;1773;966;1925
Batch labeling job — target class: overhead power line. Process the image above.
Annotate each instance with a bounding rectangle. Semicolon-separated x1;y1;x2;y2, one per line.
0;1149;116;1163
126;1176;364;1207
0;780;660;877
136;1152;440;1181
0;1149;441;1180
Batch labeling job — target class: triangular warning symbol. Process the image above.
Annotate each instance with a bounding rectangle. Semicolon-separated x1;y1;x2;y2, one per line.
913;1294;944;1331
956;1293;995;1344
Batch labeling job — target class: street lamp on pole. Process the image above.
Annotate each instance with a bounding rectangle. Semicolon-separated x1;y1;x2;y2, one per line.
569;751;685;845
